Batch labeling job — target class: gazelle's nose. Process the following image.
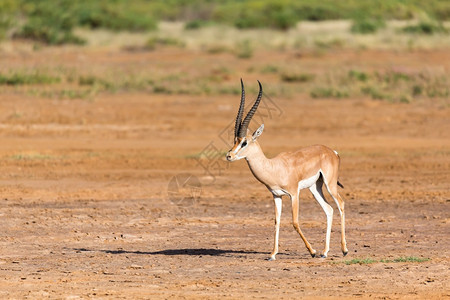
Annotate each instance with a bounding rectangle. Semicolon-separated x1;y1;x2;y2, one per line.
226;152;233;161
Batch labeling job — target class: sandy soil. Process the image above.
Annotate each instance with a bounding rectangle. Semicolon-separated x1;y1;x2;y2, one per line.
0;45;449;299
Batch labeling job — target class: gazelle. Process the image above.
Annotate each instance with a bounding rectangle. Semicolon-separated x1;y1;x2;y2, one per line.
226;79;348;260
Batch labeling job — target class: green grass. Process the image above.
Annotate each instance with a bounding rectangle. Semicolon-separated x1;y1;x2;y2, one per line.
10;153;54;161
348;70;370;82
337;256;430;265
261;65;280;74
0;0;18;40
351;18;385;34
185;20;214;30
39;89;97;100
281;72;315;83
234;39;254;59
402;21;448;35
342;258;378;265
0;72;60;85
361;86;389;100
1;45;447;103
314;38;345;49
204;44;230;54
145;36;186;50
78;75;112;89
310;87;349;99
381;256;431;263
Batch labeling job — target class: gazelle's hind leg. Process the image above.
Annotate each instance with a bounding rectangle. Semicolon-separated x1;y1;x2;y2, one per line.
291;192;316;257
323;179;348;256
309;178;333;258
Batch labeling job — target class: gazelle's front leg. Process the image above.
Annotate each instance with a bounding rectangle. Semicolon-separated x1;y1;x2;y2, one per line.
268;196;282;261
291;192;316;257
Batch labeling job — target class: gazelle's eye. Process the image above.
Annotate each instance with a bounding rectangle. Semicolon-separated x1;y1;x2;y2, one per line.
242;140;247;147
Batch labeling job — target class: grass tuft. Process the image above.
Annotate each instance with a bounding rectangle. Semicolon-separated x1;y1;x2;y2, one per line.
351;18;385;34
337;256;431;265
145;36;186;50
311;87;349;99
10;153;54;161
343;258;377;265
0;72;60;85
185;20;213;30
234;39;253;59
381;256;430;263
348;70;369;82
281;72;315;83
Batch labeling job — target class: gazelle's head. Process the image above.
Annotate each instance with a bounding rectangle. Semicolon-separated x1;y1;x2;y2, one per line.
226;79;264;162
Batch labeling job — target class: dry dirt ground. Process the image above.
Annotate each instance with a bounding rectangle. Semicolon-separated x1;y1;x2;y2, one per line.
0;45;449;299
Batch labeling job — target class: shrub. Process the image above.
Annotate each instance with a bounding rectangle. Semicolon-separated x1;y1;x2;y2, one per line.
402;21;448;34
270;8;298;30
348;70;369;82
0;0;18;40
412;84;423;96
15;0;85;45
19;23;85;45
351;18;385;34
185;20;211;30
76;2;157;32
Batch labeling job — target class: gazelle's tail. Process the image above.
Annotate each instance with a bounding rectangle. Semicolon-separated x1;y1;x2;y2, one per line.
334;150;344;189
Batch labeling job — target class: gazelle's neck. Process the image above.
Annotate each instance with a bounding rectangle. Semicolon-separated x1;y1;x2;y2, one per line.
244;142;273;185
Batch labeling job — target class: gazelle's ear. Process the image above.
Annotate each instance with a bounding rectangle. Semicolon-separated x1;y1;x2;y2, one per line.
252;124;264;140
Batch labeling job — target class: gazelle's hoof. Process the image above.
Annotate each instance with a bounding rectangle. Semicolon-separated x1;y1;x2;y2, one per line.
266;256;276;261
319;254;327;258
310;250;317;258
343;250;348;257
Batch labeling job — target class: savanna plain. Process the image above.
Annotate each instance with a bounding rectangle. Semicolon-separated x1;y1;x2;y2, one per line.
0;22;449;299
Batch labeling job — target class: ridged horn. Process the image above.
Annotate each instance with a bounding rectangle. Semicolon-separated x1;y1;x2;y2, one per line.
238;80;262;138
234;78;246;138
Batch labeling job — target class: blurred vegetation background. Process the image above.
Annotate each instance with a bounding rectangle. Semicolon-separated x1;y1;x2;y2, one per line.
0;0;449;44
0;0;449;103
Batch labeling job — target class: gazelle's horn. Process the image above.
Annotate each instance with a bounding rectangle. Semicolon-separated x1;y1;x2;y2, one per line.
238;80;262;138
234;79;246;138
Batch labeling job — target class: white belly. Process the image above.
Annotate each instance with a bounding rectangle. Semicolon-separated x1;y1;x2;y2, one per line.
269;170;322;197
297;170;321;190
271;189;288;197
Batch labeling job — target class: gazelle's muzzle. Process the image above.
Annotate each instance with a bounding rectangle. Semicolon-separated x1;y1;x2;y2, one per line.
226;151;235;162
226;137;243;162
226;145;239;161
